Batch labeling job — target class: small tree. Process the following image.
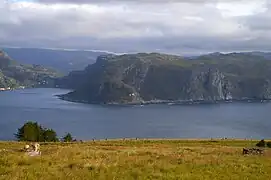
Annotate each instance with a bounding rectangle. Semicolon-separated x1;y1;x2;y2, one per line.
63;133;73;142
15;121;44;142
43;128;59;142
256;139;266;147
267;142;271;148
15;121;58;142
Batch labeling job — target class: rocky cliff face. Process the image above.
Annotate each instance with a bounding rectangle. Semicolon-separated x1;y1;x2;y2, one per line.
58;53;271;104
180;69;230;101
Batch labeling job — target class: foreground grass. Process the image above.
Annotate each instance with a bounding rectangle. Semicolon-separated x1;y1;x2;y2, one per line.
0;139;270;180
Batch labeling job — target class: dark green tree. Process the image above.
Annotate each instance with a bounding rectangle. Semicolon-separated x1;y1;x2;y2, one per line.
63;133;73;142
256;139;266;147
15;121;44;142
266;142;271;148
15;121;58;142
43;128;59;142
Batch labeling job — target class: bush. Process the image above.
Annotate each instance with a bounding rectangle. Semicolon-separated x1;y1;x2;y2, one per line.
267;142;271;148
256;139;266;147
63;133;73;142
43;128;59;142
15;121;58;142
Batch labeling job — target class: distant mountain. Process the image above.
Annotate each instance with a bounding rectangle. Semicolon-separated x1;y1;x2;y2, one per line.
186;52;271;60
0;50;60;89
57;52;271;104
2;47;112;73
244;51;271;60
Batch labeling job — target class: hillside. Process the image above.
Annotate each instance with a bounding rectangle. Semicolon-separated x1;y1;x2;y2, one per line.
0;50;60;89
57;52;271;104
0;140;270;180
3;48;111;73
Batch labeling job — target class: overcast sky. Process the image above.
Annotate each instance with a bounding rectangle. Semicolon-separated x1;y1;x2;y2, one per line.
0;0;271;55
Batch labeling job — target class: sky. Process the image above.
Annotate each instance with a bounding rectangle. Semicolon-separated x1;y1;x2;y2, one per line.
0;0;271;55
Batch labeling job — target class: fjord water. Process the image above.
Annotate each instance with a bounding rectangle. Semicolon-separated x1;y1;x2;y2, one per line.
0;88;271;140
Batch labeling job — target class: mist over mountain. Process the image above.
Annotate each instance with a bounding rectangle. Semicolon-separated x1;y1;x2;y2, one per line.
2;47;112;73
0;49;60;89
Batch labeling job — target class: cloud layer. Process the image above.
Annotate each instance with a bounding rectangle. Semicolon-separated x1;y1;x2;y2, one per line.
1;0;271;54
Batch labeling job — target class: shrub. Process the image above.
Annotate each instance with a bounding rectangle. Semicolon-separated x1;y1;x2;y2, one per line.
256;139;266;147
63;133;73;142
15;121;58;142
267;142;271;148
43;128;59;142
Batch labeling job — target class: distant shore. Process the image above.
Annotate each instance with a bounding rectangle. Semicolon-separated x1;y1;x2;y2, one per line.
56;94;271;106
0;86;26;91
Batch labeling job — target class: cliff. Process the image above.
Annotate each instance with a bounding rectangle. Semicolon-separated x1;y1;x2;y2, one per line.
57;52;271;104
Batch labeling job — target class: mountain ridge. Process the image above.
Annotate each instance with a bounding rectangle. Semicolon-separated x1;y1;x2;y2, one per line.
56;52;271;104
0;49;60;89
1;47;113;73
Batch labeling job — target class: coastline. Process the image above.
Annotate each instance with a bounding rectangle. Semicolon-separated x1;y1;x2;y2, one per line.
0;86;26;92
56;94;271;106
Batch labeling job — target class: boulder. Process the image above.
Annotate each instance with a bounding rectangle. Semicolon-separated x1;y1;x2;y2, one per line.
243;148;264;155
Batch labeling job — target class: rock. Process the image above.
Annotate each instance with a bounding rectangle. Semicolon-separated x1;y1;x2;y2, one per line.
32;143;40;152
243;148;264;155
27;151;41;157
24;144;30;151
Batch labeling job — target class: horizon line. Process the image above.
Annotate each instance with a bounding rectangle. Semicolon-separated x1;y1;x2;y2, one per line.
1;45;271;56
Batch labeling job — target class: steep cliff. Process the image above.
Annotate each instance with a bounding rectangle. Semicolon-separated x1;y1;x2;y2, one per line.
57;52;271;104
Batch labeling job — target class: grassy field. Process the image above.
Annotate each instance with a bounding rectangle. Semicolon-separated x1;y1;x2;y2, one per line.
0;139;270;180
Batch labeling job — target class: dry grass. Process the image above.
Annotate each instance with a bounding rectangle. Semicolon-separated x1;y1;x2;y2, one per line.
0;139;270;180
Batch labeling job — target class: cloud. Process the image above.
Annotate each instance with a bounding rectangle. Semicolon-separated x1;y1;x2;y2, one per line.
36;0;239;4
239;2;271;31
0;0;271;54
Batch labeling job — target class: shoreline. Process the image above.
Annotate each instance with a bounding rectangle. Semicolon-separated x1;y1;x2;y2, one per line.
56;94;271;106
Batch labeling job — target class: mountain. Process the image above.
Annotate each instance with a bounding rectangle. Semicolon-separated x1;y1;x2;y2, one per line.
56;52;271;104
244;51;271;60
0;50;60;89
2;47;112;73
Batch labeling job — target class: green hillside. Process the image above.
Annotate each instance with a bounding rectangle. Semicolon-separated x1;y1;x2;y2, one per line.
0;50;61;89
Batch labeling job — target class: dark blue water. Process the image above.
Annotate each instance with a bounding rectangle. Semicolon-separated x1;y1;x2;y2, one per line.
0;88;271;140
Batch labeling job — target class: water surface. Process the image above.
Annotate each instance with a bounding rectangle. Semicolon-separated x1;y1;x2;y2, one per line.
0;88;270;140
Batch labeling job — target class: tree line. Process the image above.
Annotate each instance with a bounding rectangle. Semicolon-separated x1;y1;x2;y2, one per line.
15;121;74;142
